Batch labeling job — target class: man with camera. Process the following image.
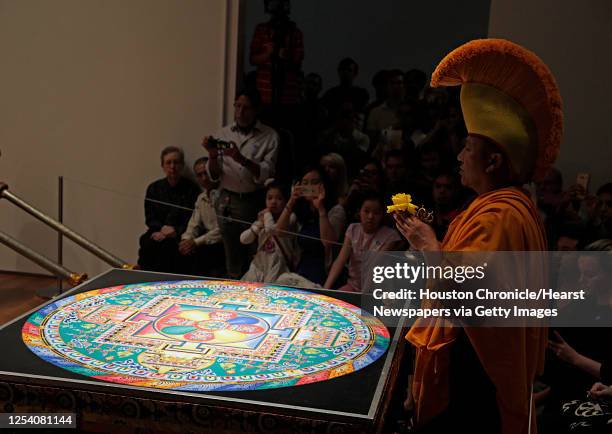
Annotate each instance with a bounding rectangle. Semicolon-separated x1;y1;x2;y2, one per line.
202;88;279;279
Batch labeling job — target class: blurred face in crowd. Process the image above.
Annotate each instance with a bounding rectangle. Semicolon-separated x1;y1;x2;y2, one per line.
598;191;612;223
194;162;214;191
360;199;384;234
384;156;407;185
337;106;356;134
398;101;418;131
162;151;184;184
577;255;610;301
266;187;286;217
234;95;258;129
420;150;441;173
387;74;405;101
320;159;340;182
556;236;579;251
361;163;382;189
338;62;357;86
433;174;457;207
536;168;563;205
305;73;322;100
301;170;322;203
457;135;491;192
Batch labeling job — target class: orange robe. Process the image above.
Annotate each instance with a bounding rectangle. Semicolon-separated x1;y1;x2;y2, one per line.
406;187;548;434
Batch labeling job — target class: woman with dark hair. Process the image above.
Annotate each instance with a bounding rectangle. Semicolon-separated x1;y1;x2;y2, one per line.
276;166;346;285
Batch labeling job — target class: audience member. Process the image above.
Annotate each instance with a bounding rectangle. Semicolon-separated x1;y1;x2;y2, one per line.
382;150;410;198
555;223;585;251
178;157;225;277
539;239;612;433
249;0;304;110
404;68;427;100
321;57;370;115
366;69;405;142
240;181;298;283
364;69;390;116
202;88;279;279
320;153;349;204
430;172;461;240
346;159;384;222
317;101;369;177
296;72;329;162
138;146;200;273
408;140;444;206
583;183;612;242
324;193;401;291
276;167;346;285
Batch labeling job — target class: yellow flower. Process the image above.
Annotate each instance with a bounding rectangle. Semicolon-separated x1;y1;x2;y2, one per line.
387;193;418;214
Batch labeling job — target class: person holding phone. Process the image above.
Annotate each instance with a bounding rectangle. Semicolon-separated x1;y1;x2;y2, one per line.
202;88;279;279
276;166;346;285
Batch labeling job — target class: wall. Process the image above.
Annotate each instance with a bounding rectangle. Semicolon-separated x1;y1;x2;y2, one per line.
0;0;232;276
489;0;612;190
242;0;491;95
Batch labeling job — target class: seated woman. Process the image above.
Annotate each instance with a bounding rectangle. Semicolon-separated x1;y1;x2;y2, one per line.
276;166;346;286
138;146;200;273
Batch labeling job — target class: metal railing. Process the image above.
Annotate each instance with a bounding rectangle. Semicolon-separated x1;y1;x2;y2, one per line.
0;181;135;286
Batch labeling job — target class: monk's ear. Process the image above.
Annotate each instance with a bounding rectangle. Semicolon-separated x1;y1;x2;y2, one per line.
485;153;504;173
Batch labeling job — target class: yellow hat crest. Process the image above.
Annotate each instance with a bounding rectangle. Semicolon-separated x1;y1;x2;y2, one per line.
431;39;563;183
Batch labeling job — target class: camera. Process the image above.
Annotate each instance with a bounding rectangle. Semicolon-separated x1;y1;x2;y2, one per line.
208;137;233;150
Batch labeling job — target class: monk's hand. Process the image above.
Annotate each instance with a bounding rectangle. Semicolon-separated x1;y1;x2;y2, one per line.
548;331;579;365
393;213;440;251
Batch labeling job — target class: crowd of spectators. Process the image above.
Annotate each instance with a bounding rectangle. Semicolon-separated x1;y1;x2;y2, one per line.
136;53;611;433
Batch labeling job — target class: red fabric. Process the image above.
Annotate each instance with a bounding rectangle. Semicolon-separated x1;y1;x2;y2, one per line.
250;22;304;105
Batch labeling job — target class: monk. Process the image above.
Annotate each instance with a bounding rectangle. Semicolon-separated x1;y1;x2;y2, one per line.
394;39;563;434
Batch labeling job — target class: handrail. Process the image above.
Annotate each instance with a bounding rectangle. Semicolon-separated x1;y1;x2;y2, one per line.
0;182;135;270
0;230;87;286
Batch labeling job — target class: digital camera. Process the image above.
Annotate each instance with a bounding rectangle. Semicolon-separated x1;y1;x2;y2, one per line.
208;137;233;150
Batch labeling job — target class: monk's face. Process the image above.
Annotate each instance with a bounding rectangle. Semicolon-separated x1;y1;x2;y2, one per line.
457;135;490;190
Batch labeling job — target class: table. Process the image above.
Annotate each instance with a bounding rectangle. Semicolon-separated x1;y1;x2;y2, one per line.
0;269;407;433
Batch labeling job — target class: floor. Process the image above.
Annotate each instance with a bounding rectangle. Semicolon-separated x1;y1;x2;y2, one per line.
0;272;66;325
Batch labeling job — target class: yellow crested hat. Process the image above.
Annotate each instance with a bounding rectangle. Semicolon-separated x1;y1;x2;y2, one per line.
431;39;563;183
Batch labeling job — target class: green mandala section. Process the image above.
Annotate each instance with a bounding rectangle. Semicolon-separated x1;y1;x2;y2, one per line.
22;280;390;391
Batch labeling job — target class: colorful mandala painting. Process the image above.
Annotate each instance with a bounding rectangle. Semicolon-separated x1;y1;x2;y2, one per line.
22;281;390;391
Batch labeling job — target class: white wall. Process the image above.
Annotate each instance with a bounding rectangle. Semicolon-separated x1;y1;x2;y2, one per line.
489;0;612;191
242;0;491;96
0;0;233;276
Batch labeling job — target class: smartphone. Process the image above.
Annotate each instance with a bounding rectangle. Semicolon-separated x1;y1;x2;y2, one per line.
299;186;318;197
576;173;590;199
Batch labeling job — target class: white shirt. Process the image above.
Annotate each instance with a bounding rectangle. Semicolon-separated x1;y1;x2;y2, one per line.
366;102;399;133
181;190;222;246
206;121;279;193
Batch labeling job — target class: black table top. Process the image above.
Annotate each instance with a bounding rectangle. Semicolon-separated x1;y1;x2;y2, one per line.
0;269;404;422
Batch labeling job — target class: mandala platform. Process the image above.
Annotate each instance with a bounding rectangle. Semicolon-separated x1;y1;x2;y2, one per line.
0;269;407;433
